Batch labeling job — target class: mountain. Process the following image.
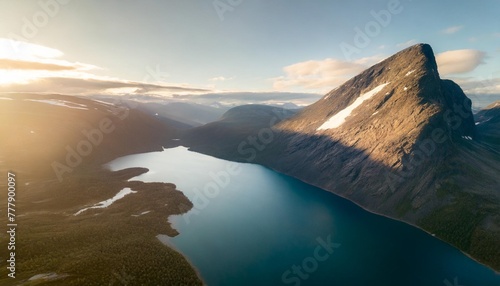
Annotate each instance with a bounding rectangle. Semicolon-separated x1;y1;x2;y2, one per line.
0;94;202;285
86;95;230;128
183;44;500;271
183;105;297;159
138;101;230;127
0;93;182;181
475;101;500;149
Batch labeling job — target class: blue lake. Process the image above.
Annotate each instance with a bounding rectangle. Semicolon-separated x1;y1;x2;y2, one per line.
108;147;500;286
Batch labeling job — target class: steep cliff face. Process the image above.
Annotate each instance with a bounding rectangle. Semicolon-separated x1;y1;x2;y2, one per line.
272;44;474;215
271;45;499;270
278;44;474;169
183;44;500;271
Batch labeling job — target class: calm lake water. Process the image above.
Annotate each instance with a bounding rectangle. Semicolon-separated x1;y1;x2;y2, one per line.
107;147;500;286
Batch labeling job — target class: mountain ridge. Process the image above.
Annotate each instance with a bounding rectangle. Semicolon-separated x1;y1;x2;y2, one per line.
183;43;500;271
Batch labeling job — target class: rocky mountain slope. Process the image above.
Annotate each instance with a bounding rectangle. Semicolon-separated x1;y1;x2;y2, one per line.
184;44;500;271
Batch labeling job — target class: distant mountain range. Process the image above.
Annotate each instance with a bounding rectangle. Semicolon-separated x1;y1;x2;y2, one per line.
183;44;500;272
85;94;305;129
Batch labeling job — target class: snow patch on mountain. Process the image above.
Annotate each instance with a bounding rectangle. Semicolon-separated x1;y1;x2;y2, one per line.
26;99;89;110
132;210;151;217
317;83;389;131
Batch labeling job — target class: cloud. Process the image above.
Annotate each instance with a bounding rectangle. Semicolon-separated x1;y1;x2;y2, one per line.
0;38;211;97
0;38;63;60
436;49;486;75
396;39;418;48
0;58;76;71
450;75;500;109
452;75;500;95
441;25;464;35
0;77;211;96
174;92;322;107
209;76;233;82
0;38;102;85
192;92;319;101
272;56;383;93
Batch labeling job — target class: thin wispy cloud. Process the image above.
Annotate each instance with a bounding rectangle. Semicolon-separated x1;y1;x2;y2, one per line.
0;77;211;96
0;58;76;71
441;25;464;35
451;75;500;95
396;39;418;48
174;91;321;107
0;38;101;85
0;38;212;96
0;38;63;60
209;76;233;82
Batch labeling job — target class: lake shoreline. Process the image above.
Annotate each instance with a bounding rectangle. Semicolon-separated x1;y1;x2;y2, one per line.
180;145;500;275
156;233;208;286
260;163;500;276
107;146;500;285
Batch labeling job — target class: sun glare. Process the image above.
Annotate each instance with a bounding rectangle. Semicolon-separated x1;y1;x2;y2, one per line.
0;38;65;85
0;69;43;85
0;38;102;86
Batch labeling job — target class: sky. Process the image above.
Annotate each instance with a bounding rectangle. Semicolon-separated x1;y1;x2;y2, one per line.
0;0;499;107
